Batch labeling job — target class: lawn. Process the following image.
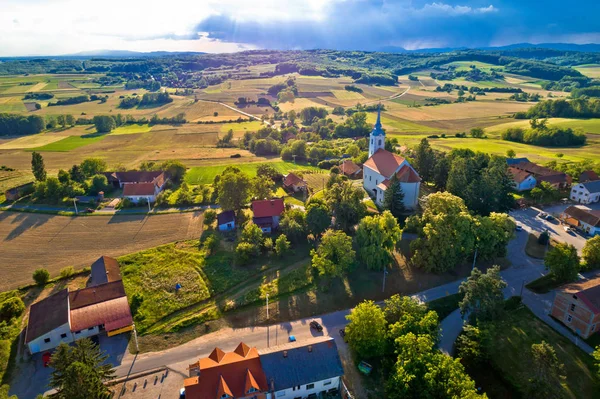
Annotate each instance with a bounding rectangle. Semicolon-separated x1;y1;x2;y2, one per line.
486;118;600;136
526;273;563;294
483;306;600;398
29;133;106;152
524;233;554;259
185;161;320;185
111;124;153;135
427;292;462;320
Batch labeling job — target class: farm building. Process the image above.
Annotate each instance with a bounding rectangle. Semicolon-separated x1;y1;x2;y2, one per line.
217;210;236;232
104;171;169;203
561;206;600;236
252;198;285;233
570;180;600;204
363;108;420;209
340;159;362;179
510;161;571;189
579;170;600;183
25;256;133;354
508;167;537;191
4;182;33;201
506;157;531;166
551;276;600;339
182;338;343;399
283;173;307;192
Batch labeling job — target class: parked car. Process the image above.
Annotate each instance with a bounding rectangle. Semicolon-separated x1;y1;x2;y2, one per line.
288;335;296;342
563;226;572;233
179;388;186;399
515;224;523;231
545;214;555;221
538;212;548;219
310;320;323;332
42;352;51;367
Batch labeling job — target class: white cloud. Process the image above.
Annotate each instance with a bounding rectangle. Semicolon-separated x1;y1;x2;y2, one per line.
419;2;498;16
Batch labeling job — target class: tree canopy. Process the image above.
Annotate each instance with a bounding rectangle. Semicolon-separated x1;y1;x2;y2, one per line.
545;243;580;283
311;229;355;278
355;211;402;271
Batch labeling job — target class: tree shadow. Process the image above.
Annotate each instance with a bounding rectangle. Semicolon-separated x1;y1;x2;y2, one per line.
2;211;56;241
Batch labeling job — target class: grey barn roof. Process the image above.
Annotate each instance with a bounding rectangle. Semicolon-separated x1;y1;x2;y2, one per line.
25;289;69;343
90;256;122;286
582;180;600;194
259;338;344;391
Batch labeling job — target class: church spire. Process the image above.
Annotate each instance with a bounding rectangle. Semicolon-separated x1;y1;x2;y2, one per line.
368;103;386;157
375;103;382;130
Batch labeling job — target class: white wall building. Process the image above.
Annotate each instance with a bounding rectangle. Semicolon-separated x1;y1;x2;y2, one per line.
363;108;421;209
570;180;600;204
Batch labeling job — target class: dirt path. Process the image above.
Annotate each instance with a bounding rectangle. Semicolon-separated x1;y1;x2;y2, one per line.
0;211;204;290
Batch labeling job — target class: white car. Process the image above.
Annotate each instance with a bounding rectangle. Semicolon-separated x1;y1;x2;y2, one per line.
563;226;572;233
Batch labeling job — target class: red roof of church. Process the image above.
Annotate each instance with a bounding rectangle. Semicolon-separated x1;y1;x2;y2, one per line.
363;149;406;177
395;164;421;183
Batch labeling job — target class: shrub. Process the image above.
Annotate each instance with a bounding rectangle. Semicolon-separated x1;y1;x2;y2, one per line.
538;231;550;245
130;292;144;317
203;234;220;255
33;268;50;286
235;242;259;265
59;266;75;279
275;234;291;257
0;297;25;321
204;209;217;226
263;237;274;252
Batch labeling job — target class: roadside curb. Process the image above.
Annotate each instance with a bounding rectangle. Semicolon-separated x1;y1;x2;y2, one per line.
108;365;168;386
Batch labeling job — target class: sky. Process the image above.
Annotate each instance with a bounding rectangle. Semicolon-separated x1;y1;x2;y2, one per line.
1;0;599;56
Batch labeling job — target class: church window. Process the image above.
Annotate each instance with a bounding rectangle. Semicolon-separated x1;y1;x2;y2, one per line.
371;139;373;144
378;140;382;146
369;176;371;181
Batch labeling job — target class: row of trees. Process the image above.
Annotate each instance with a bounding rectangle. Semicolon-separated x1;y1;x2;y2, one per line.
0;113;45;136
92;112;186;133
118;92;173;109
501;118;586;147
516;98;600;119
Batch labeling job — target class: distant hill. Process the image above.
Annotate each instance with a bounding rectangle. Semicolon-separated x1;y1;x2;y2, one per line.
377;43;600;53
66;50;206;58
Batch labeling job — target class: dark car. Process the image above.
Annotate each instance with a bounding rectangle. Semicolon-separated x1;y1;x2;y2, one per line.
310;320;323;332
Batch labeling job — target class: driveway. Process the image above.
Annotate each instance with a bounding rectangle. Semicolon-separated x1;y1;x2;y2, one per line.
510;206;589;253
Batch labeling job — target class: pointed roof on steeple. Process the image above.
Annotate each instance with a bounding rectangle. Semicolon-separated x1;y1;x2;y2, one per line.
370;104;385;136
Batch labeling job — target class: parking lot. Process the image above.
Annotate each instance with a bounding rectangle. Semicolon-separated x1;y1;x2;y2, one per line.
510;202;600;253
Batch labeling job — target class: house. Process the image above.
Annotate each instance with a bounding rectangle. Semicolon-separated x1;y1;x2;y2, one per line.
281;131;297;143
4;182;33;201
561;206;600;236
183;338;344;399
570;180;600;204
551;276;600;339
510;161;571;189
363;107;420;209
218;210;236;232
25;256;133;354
259;338;344;399
508;166;537;191
506;157;531;166
104;171;169;203
252;198;285;233
184;343;269;399
340;159;362;179
283;173;307;192
579;170;600;183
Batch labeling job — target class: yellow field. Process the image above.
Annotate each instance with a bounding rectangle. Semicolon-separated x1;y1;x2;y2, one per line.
331;90;365;100
574;64;600;78
0;134;68;149
26;82;48;92
278;98;333;112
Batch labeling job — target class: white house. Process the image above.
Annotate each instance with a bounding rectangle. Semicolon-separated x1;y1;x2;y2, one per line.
104;171;169;204
570;180;600;204
217;210;236;232
508;166;537;191
562;206;600;236
363;108;420;209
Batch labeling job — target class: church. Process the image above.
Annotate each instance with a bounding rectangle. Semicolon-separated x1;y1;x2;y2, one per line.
363;108;421;209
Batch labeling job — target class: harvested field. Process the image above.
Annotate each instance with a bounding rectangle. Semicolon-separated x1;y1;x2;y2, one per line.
57;81;75;89
0;210;204;291
0;97;26;113
0;133;68;150
23;102;38;112
278;98;333;113
331;90;364;100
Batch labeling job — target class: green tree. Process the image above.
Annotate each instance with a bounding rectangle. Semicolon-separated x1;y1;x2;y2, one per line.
455;324;487;366
92;115;116;133
251;176;273;199
80;158;107;178
473;213;515;261
593;346;600;377
432;153;450;190
50;339;114;399
459;265;507;322
255;164;279;181
275;234;291;257
241;222;264;248
216;168;252;213
410;192;475;273
159;160;187;183
355;211;402;271
545;243;580;283
57;169;70;185
0;297;25;321
345;300;387;359
324;180;366;233
306;200;331;238
311;229;355;278
0;384;17;399
470;127;485;138
32;268;50;286
506;149;516;158
414;138;436;182
204;209;217;227
582;235;600;270
527;341;566;399
69;164;85;183
236;242;259;264
279;209;307;243
31;151;46;181
90;174;108;195
65;114;75;127
382;175;405;220
384;295;439;342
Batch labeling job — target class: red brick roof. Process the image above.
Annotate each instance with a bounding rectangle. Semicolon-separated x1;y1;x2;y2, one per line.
395;164;421;183
252;198;284;218
340;160;361;176
123;182;156;196
508;166;533;184
283;173;306;188
70;296;133;332
557;276;600;314
69;280;127;310
579;170;600;183
363;149;405;177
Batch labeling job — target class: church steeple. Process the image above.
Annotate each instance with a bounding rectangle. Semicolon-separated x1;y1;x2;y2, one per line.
368;104;385;157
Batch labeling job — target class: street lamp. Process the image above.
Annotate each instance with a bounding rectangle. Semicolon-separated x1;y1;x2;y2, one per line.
266;294;269;320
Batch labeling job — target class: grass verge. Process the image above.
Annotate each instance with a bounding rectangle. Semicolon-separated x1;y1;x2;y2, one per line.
525;273;563;294
427;293;463;320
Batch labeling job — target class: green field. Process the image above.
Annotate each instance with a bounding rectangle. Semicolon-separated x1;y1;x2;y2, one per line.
443;61;505;73
366;113;440;134
219;120;263;133
486;118;600;135
30;133;106;152
574;64;600;78
0;97;26;113
331;90;364;100
111;124;153;135
185;161;320;185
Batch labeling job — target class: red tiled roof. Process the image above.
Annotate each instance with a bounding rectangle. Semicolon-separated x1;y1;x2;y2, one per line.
185;344;268;399
508;167;533;184
252;198;284;218
564;206;600;227
363;149;405;177
105;171;165;184
579;170;600;183
512;161;570;184
395;164;421;183
283;173;306;188
70;296;133;332
69;280;127;310
340;160;361;176
557;276;600;314
123;182;156;196
377;179;390;190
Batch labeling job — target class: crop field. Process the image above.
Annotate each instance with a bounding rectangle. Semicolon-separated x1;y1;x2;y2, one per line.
110;124;153;135
0;133;69;149
485;118;600;136
366;112;440;134
278;98;334;113
331;90;365;100
0;170;32;193
185;161;320;185
0;211;204;291
0;97;26;113
219;120;263;134
574;64;600;78
31;133;107;152
442;61;505;72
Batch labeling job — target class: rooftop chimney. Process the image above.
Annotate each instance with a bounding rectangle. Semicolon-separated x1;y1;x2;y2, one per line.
308;345;312;353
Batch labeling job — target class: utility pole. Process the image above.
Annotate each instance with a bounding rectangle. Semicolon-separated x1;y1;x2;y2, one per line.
147;197;151;213
73;199;78;214
132;325;139;353
472;247;478;270
382;267;388;293
266;294;269;320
